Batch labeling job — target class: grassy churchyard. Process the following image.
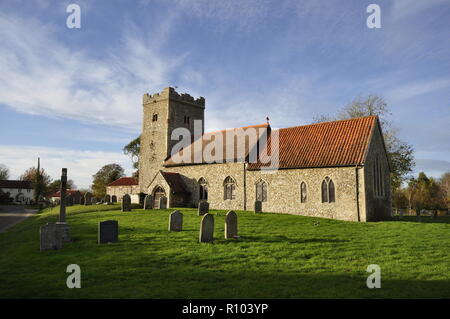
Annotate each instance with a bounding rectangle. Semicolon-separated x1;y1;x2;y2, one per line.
0;205;449;299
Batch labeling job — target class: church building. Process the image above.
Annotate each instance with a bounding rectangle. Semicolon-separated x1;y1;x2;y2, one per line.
134;87;392;222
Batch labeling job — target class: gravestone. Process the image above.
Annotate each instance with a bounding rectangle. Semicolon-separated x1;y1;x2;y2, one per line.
254;201;262;213
399;209;404;219
40;223;63;251
122;194;131;212
80;197;85;205
73;192;81;205
198;201;209;216
98;220;119;244
159;196;167;209
84;192;92;206
225;211;238;239
143;194;152;210
66;194;73;206
104;194;111;204
111;195;117;203
199;213;214;243
56;222;71;242
169;210;183;232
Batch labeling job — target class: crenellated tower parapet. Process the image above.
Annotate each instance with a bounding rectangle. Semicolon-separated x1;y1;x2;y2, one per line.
143;87;205;108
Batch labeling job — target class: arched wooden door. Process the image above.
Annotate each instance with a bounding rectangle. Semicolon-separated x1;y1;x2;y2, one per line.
152;186;166;209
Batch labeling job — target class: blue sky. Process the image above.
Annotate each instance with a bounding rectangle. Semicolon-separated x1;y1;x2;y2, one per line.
0;0;449;188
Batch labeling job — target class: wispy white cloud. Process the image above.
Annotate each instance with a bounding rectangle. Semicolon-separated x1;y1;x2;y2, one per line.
389;0;449;21
0;11;183;130
0;145;133;189
387;78;450;101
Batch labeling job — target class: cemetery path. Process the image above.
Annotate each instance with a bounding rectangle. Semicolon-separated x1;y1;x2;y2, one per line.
0;205;38;233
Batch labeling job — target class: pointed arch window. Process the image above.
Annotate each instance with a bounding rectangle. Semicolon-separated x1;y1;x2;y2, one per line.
152;113;158;122
256;180;267;202
198;177;208;201
223;176;236;200
300;182;307;203
321;177;335;203
373;156;385;197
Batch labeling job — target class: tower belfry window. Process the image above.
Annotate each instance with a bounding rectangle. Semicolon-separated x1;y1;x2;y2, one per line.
152;113;158;122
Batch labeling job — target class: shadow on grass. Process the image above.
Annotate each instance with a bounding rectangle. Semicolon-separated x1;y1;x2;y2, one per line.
239;235;349;244
392;216;450;224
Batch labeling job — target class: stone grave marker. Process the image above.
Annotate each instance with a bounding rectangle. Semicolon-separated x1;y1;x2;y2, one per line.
143;194;153;210
199;213;214;243
40;223;63;251
198;201;209;216
65;194;73;206
56;222;71;242
254;200;262;213
98;220;119;244
104;194;111;204
159;196;167;209
122;194;131;212
225;211;238;239
169;210;183;232
84;192;92;206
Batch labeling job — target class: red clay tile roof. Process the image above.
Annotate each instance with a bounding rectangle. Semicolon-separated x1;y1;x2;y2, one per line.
0;180;33;189
164;123;270;167
107;177;138;187
47;190;81;198
160;171;189;193
248;116;378;170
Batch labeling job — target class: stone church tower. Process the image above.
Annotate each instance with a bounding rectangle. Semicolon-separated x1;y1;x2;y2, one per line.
139;87;205;193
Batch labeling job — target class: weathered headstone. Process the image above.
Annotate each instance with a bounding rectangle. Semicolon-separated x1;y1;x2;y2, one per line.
56;222;71;242
57;168;71;242
198;201;209;216
59;168;67;221
143;194;153;210
254;200;262;213
159;196;167;209
225;211;238;239
169;210;183;232
40;223;63;251
84;192;92;206
122;194;131;212
199;213;214;243
98;220;119;244
104;194;111;204
66;194;73;206
73;191;81;205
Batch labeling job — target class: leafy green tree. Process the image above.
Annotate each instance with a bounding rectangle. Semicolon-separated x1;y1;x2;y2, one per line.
438;171;450;211
313;94;415;190
20;167;52;201
408;172;446;215
123;136;140;178
0;164;9;180
47;179;76;195
392;187;409;210
91;164;125;198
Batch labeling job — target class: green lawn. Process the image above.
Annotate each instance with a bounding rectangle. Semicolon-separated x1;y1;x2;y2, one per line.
0;205;449;298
